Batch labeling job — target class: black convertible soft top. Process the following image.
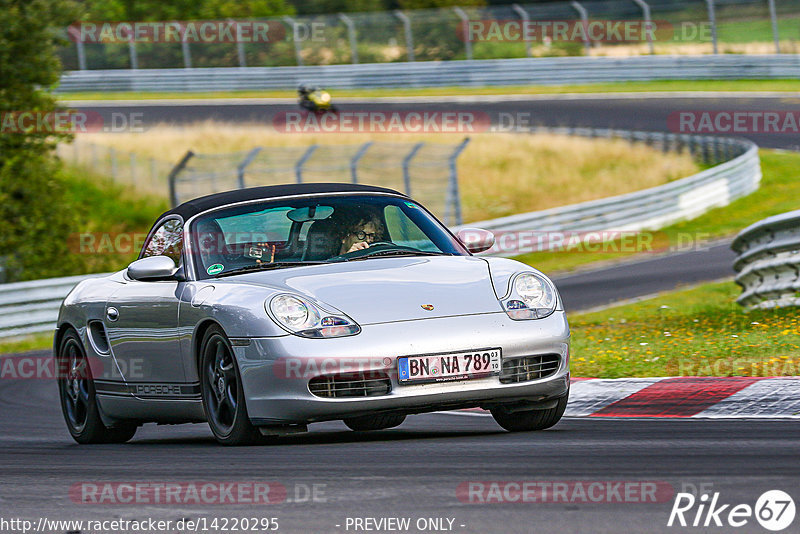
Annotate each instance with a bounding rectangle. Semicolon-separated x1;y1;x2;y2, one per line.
163;183;406;221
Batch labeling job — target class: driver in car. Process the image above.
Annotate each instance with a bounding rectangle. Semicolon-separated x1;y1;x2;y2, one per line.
340;214;383;254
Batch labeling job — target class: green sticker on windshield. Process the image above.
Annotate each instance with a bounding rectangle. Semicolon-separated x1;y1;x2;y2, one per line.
207;263;224;275
405;202;418;208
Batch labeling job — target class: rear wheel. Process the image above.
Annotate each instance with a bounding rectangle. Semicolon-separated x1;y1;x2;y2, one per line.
343;413;406;432
57;330;137;444
199;326;261;445
490;395;568;432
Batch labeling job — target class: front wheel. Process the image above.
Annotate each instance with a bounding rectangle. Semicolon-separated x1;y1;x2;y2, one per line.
490;395;568;432
57;330;137;444
343;413;406;432
199;326;261;445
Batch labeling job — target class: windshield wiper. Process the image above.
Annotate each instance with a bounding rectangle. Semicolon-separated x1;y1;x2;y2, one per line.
213;261;328;278
337;249;453;261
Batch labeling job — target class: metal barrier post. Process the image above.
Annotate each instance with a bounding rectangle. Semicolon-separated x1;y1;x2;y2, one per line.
168;151;195;207
128;40;138;69
631;0;654;55
295;145;318;183
402;143;425;196
67;26;87;70
230;19;247;67
179;24;192;68
453;7;473;60
350;142;373;184
283;16;304;66
130;152;136;183
150;157;158;189
237;147;263;189
338;14;359;64
512;4;532;58
570;1;591;54
110;148;118;179
767;0;780;53
447;138;470;226
705;0;718;54
394;10;415;62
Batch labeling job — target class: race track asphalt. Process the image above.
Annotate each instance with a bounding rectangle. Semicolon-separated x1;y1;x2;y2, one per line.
71;94;800;149
1;370;799;534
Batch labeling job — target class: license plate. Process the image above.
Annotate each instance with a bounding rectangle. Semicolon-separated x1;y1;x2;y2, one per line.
397;348;501;384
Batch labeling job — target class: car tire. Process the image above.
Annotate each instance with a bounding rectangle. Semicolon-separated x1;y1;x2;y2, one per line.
490;395;569;432
199;325;262;446
57;329;137;444
343;413;406;432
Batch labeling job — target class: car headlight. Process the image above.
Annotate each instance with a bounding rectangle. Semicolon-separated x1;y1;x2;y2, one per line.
502;273;557;320
267;294;360;338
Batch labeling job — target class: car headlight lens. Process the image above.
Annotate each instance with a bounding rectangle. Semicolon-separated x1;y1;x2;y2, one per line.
271;295;309;328
503;273;557;320
268;294;360;338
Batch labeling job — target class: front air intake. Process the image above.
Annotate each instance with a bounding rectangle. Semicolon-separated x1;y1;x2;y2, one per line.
308;371;392;398
499;354;560;384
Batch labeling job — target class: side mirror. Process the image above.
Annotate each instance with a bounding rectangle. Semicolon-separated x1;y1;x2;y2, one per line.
457;228;495;254
127;256;179;281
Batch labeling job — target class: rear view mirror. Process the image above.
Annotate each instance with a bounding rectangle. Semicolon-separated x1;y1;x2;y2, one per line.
127;256;178;281
457;228;496;254
288;206;334;223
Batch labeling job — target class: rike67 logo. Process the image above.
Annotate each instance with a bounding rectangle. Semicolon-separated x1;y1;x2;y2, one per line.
668;490;795;531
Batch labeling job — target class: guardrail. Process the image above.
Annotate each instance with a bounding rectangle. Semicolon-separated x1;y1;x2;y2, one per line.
732;210;800;309
56;55;800;93
1;129;761;340
458;128;760;256
0;274;108;339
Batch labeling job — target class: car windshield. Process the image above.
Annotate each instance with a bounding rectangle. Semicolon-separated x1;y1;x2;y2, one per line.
190;194;468;279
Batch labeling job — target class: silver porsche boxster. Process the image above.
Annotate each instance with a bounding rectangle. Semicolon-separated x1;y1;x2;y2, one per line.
56;184;570;445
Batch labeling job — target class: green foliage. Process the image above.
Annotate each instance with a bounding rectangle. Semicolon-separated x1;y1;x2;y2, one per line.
397;0;485;8
80;0;294;20
0;0;79;282
287;0;389;15
0;0;76;152
0;161;167;282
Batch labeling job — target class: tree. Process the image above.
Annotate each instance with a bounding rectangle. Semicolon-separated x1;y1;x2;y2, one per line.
0;0;80;281
396;0;486;8
80;0;294;21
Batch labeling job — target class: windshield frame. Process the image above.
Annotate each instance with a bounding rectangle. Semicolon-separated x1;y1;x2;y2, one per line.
184;191;470;281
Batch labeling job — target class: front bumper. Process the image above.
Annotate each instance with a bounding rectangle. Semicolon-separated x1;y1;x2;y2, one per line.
234;311;570;424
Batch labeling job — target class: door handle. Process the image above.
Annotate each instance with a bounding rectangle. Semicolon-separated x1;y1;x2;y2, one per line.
106;307;119;322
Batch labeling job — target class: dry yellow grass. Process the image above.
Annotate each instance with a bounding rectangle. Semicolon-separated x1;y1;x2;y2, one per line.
79;122;698;222
588;41;799;57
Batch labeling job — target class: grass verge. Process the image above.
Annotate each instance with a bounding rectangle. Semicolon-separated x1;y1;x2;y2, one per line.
57;79;800;101
515;149;800;274
570;280;800;378
0;332;54;355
